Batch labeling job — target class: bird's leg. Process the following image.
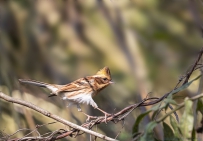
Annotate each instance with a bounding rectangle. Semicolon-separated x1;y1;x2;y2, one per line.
96;107;111;123
77;105;97;122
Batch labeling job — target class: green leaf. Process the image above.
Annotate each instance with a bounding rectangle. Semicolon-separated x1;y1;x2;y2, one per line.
140;121;157;141
196;99;203;115
179;98;194;140
164;98;178;106
151;110;160;120
132;103;163;136
132;110;151;134
132;76;200;140
167;75;201;97
150;103;166;111
191;127;196;141
170;115;180;139
163;122;176;141
132;132;142;139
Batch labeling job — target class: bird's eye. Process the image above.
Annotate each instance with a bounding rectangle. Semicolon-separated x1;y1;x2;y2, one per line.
103;78;108;81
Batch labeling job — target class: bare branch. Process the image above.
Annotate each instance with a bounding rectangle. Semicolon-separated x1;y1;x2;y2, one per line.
0;92;118;141
1;47;203;140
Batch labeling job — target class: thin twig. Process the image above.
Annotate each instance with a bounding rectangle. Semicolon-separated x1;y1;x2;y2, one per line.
2;47;203;140
0;92;118;141
156;93;203;123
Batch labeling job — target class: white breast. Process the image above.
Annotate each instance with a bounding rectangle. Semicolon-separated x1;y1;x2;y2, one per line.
62;91;98;108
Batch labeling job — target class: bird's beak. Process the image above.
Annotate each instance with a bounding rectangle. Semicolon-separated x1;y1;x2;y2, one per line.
109;80;114;84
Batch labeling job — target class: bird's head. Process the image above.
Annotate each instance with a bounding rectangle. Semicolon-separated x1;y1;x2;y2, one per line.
94;66;114;91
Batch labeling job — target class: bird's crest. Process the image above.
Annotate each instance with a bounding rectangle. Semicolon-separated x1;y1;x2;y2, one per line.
96;66;111;80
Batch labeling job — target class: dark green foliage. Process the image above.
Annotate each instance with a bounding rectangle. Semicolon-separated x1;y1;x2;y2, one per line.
132;75;202;141
163;122;176;141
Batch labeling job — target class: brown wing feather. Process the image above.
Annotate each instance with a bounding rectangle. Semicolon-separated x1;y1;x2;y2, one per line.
57;77;96;93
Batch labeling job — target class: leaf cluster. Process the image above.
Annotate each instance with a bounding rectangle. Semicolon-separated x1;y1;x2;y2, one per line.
132;75;203;141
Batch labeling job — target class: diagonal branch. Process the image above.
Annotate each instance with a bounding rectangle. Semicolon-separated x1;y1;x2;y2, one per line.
1;47;203;140
0;92;118;141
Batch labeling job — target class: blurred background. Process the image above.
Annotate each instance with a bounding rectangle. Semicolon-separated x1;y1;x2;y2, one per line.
0;0;203;140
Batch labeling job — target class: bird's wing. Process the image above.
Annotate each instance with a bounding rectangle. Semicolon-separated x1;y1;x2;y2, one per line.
57;77;95;93
59;77;98;108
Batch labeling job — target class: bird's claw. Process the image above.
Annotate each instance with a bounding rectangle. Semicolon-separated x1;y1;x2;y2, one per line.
85;115;97;122
103;112;111;124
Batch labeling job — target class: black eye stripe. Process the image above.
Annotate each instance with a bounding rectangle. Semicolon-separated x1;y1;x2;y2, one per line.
95;78;103;84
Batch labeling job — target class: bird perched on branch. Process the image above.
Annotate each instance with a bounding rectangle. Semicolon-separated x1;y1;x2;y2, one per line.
19;66;113;121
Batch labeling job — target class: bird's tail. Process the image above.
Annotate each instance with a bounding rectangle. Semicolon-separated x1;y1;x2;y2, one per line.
19;79;49;87
19;79;59;96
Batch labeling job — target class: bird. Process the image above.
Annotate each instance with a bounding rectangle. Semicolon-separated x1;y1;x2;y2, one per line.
19;66;113;121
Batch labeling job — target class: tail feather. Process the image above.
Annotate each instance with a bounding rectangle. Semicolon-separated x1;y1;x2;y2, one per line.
19;79;48;87
19;79;60;94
